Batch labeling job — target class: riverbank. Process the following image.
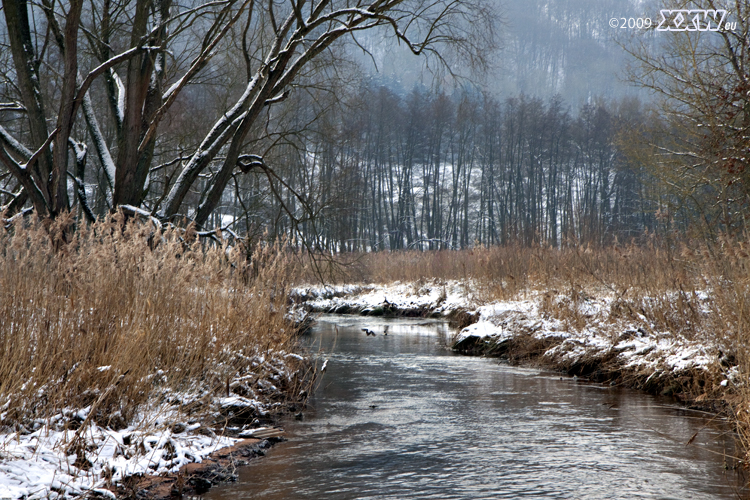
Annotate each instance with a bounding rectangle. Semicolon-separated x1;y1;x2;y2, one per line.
0;368;301;500
0;217;309;499
201;314;743;500
112;430;285;500
293;280;734;411
3;227;748;497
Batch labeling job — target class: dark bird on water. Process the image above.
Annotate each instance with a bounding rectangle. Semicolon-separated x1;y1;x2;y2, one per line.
383;326;389;336
362;328;376;336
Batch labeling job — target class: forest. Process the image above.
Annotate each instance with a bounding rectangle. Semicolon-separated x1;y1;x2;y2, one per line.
222;86;657;251
1;0;740;251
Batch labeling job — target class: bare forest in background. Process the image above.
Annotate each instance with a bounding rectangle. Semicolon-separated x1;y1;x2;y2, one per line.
2;0;744;250
6;0;750;487
243;86;661;251
0;0;495;234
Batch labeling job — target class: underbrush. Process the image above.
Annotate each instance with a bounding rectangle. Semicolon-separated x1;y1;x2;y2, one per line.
0;213;307;433
350;242;745;351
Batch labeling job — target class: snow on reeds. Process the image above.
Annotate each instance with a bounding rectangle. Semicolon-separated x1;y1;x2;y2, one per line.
0;213;308;498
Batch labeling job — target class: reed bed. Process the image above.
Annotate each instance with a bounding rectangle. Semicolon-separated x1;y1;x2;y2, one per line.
0;213;305;432
5;213;750;472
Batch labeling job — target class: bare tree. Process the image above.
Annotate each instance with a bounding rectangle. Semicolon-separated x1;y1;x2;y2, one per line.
624;0;750;234
0;0;497;233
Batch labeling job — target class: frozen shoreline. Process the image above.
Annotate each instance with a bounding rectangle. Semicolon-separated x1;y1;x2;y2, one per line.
293;280;735;402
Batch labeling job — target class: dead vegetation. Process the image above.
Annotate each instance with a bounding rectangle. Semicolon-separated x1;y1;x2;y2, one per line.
0;213;308;432
348;239;744;349
6;213;750;472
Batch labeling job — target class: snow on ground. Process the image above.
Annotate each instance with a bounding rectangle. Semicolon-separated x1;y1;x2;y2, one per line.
2;280;729;499
0;413;235;500
292;280;474;315
0;350;303;499
294;280;730;383
0;405;243;500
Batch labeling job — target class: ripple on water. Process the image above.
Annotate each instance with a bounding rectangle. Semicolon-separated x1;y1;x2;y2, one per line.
206;316;744;500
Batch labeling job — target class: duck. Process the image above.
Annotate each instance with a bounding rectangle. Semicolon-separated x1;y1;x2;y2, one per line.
362;328;376;336
383;326;389;336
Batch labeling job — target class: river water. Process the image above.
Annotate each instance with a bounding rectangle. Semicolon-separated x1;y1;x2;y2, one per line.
208;315;745;499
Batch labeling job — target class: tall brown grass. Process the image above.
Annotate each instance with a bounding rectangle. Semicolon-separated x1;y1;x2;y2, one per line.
0;213;304;431
351;242;692;293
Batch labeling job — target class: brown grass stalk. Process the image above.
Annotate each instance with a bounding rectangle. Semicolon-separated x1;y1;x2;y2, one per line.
0;212;305;431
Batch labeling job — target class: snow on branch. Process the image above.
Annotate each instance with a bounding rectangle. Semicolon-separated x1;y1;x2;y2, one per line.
119;204;164;230
0;102;26;113
72;46;159;120
2;207;34;228
0;124;33;161
139;0;256;155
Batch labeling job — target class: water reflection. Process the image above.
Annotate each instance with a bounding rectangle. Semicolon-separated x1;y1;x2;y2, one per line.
208;315;745;499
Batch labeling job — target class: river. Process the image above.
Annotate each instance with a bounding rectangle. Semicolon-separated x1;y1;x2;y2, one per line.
207;315;745;499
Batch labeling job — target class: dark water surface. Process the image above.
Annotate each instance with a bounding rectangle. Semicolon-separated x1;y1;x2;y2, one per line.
208;315;745;499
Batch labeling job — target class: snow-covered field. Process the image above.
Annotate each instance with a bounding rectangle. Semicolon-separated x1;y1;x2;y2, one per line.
294;280;734;391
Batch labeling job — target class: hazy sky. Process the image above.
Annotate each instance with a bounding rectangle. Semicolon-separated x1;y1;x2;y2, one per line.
353;0;655;105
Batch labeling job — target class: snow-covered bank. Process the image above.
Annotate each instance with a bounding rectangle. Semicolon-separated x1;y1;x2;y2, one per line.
293;281;734;402
0;352;305;500
451;293;728;394
0;416;235;499
291;281;475;316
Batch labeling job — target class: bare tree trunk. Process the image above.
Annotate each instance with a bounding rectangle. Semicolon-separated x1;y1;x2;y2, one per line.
2;0;52;215
113;0;171;208
51;0;84;215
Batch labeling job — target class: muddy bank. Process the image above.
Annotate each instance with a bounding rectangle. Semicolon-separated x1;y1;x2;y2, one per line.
115;435;284;500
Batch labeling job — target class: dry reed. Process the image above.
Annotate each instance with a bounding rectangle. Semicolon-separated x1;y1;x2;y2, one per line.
0;212;304;431
9;213;750;462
